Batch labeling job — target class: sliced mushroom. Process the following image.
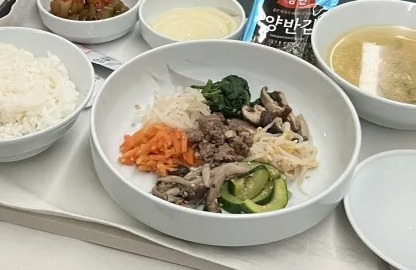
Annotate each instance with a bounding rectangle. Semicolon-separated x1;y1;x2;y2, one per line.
184;168;202;181
167;196;190;207
269;91;287;106
167;196;181;203
281;105;294;120
259;111;277;127
153;176;207;208
287;113;300;131
152;183;190;206
185;185;208;205
260;87;286;114
204;163;251;213
178;186;195;200
158;175;202;187
261;89;296;122
201;164;211;187
152;186;168;200
261;89;304;133
259;111;283;134
165;187;181;197
241;105;266;126
154;182;176;193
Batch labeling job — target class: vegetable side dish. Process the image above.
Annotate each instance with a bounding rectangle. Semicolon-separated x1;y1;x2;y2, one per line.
191;75;251;118
50;0;129;21
119;75;318;214
119;123;198;176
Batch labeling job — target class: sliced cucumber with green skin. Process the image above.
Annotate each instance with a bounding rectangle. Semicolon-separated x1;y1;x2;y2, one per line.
251;181;274;205
242;162;281;180
242;178;288;213
218;182;243;214
228;177;245;196
229;165;269;200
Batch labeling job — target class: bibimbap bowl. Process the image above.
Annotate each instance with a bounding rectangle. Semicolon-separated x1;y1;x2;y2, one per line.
90;40;361;246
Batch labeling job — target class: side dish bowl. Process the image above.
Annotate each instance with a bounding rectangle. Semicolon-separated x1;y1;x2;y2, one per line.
139;0;246;48
0;27;94;162
312;0;416;130
37;0;141;44
90;40;361;246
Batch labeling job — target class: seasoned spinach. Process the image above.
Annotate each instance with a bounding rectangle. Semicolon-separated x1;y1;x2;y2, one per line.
191;75;251;118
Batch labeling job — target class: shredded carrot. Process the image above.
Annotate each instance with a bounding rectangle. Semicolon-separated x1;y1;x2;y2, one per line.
119;123;198;176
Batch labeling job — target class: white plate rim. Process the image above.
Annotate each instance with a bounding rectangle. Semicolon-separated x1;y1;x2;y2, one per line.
344;149;416;270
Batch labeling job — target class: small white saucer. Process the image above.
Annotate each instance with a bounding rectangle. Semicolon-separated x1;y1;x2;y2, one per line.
345;150;416;270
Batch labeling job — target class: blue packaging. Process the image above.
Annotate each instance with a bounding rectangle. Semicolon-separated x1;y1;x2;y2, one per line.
242;0;339;64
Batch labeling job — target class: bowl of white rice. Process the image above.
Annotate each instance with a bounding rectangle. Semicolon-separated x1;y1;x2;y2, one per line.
0;27;94;162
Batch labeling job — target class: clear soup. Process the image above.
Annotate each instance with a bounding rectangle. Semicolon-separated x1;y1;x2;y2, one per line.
328;26;416;105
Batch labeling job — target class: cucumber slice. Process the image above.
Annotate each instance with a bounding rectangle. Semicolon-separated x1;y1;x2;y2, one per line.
228;177;245;196
242;178;288;213
242;162;281;179
251;181;274;205
229;165;269;200
218;182;243;214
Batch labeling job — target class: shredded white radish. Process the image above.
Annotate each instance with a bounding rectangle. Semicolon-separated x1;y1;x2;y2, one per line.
138;87;211;130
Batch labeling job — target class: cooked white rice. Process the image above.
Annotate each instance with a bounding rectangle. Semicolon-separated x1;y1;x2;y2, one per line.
0;43;79;140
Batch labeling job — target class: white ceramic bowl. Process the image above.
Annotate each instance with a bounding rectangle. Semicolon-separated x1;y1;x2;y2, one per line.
312;0;416;130
0;0;25;26
37;0;141;44
139;0;246;48
90;40;361;246
0;27;94;162
345;150;416;270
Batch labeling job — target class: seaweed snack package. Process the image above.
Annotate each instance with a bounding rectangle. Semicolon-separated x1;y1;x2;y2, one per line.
242;0;339;65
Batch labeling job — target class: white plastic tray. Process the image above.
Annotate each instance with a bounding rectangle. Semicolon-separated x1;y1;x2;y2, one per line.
1;2;416;269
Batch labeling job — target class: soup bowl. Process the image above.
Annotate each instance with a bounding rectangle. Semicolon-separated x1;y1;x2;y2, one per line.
312;0;416;130
90;40;361;246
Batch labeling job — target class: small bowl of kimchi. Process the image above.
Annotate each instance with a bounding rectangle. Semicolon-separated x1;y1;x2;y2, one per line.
37;0;141;44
